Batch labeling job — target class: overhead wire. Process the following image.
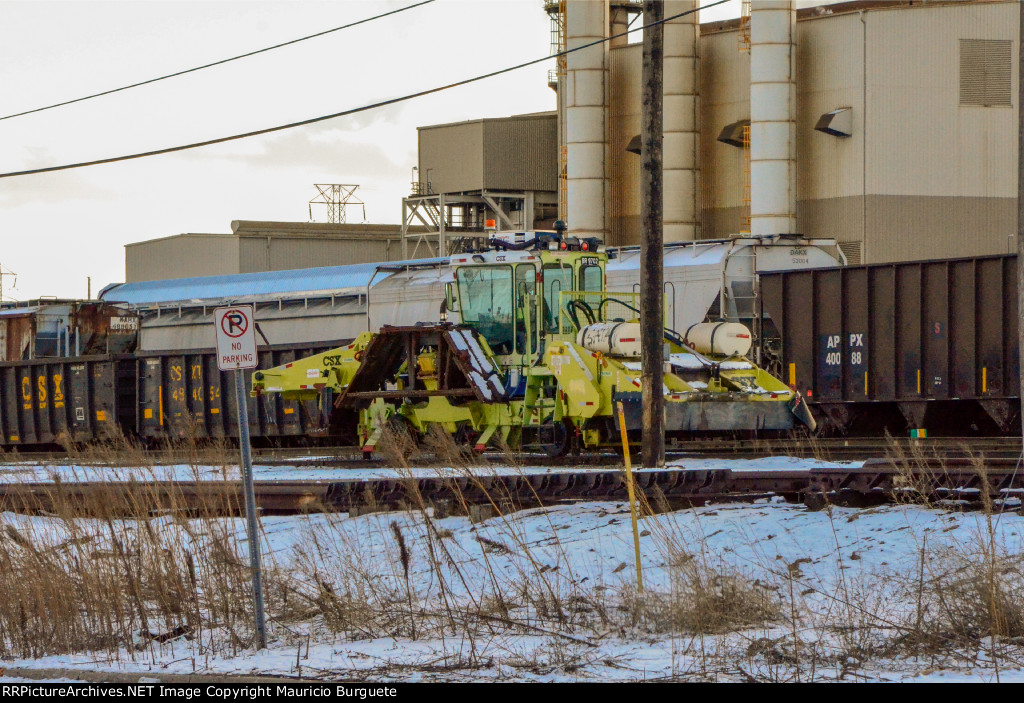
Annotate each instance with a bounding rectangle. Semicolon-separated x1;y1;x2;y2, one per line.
0;0;730;180
0;0;436;122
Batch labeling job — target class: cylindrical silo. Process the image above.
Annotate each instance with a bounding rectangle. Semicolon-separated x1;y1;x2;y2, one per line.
662;0;700;242
609;1;630;48
750;0;796;236
565;0;609;240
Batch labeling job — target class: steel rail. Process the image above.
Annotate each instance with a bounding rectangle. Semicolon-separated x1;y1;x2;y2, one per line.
2;460;1023;517
0;436;1017;466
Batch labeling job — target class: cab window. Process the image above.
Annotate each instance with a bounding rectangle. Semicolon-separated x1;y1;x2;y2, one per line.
456;265;515;354
542;264;573;333
515;265;538;352
582;265;602;292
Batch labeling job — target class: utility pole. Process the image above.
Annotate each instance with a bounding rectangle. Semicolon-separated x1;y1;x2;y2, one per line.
1018;0;1024;444
641;0;665;468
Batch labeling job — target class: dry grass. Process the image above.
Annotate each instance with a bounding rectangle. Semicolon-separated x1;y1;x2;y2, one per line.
907;542;1024;647
0;482;268;659
618;571;779;636
1;429;1024;681
0;424;788;671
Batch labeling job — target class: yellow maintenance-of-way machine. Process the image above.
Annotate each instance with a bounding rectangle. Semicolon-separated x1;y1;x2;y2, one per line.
251;228;815;456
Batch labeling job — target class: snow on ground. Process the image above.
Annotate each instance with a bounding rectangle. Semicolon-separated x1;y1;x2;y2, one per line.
664;455;863;472
0;455;863;483
0;676;81;683
3;488;1023;682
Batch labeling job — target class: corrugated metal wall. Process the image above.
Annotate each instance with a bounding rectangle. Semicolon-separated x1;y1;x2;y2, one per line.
126;235;240;283
483;114;558;191
416;120;485;194
795;12;865;203
418;113;557;195
126;224;434;283
238;235;400;273
606;0;1018;263
698;29;751;235
608;45;642;245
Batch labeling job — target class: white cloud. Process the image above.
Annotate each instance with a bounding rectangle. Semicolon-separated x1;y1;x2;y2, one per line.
0;0;752;297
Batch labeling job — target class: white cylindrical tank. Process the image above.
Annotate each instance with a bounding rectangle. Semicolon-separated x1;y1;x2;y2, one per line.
750;0;796;236
565;0;608;240
577;321;642;357
663;0;700;243
609;2;630;48
683;322;752;357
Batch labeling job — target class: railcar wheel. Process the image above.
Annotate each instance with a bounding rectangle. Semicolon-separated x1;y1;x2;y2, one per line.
542;422;570;459
453;424;480;457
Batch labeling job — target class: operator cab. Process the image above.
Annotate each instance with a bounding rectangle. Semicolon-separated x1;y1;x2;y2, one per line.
449;226;605;362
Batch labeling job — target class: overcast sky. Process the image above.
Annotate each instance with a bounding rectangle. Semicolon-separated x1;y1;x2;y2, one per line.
0;0;757;300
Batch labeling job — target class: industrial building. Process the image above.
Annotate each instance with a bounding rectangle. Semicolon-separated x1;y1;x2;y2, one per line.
541;0;1018;265
123;0;1019;280
401;112;559;258
405;0;1018;265
125;220;432;283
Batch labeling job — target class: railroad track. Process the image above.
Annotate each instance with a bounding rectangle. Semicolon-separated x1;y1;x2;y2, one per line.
667;436;1024;461
1;458;1022;518
0;436;1020;467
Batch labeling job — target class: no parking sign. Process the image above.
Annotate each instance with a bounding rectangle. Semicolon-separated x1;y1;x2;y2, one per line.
211;303;266;648
214;305;258;370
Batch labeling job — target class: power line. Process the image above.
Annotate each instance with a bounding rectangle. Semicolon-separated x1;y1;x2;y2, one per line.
0;0;729;180
0;0;436;122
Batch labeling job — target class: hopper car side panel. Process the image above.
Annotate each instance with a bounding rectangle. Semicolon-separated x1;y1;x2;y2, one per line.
134;342;341;445
760;255;1020;436
0;357;133;447
0;342;344;449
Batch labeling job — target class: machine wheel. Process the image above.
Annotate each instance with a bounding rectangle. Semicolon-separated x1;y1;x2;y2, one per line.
542;422;570;459
453;424;482;456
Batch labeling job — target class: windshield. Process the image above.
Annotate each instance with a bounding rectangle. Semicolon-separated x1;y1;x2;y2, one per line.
456;265;515;354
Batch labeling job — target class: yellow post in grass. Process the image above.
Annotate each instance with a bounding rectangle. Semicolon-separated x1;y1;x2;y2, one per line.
616;401;644;592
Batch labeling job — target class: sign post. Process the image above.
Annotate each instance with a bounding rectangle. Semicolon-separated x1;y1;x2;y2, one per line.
213;305;267;650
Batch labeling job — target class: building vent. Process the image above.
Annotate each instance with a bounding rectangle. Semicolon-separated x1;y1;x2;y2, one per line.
959;39;1012;107
717;119;751;148
838;241;862;266
814;108;853;137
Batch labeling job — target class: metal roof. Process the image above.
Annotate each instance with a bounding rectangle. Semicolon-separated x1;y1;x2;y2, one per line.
99;258;448;307
0;306;45;317
609;242;736;271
